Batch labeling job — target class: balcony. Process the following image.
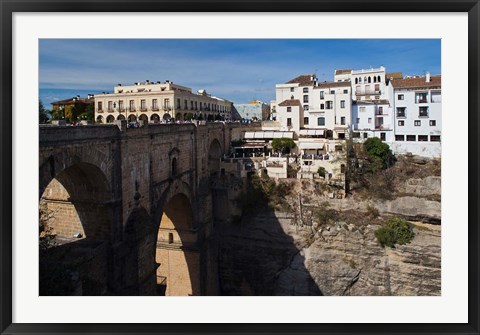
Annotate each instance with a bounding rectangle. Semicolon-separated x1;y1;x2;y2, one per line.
416;99;428;104
107;109;114;113
151;106;159;111
355;90;381;96
97;109;104;113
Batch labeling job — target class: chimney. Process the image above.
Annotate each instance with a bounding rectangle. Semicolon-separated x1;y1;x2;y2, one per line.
425;71;431;83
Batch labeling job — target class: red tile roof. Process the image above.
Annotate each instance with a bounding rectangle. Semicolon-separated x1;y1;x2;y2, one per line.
335;69;352;75
286;74;315;86
386;72;403;80
51;97;93;105
391;75;441;89
278;99;302;107
314;81;351;89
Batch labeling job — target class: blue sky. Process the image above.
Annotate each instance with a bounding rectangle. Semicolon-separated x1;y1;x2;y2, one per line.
39;39;441;106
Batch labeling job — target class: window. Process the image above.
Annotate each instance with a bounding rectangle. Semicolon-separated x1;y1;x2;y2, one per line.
360;107;366;113
164;98;170;109
395;135;405;141
407;135;416;141
341;117;346;125
320;91;324;99
368;77;372;83
430;120;437;126
431;91;441;103
141;99;146;110
184;99;188;109
330;90;335;94
355;78;358;84
418;135;428;141
368;118;372;124
176;98;181;109
340;164;346;173
363;133;368;139
326;101;333;109
303;105;309;111
107;101;113;111
398;94;404;100
356;118;360;124
320;103;325;109
195;101;198;110
190;100;194;110
416;92;428;103
287;107;292;113
430;135;441;142
356;85;361;94
398;120;405;126
303;95;309;103
303;87;308;93
290;87;295;92
380;133;386;141
340;100;345;108
396;107;406;117
287;118;292;127
98;101;103;110
343;89;348;94
129;100;135;111
419;107;429;117
352;132;360;138
152;99;158;110
414;120;421;126
377;76;381;82
118;100;124;110
378;106;383;114
304;117;309;125
317;117;325;126
374;84;380;92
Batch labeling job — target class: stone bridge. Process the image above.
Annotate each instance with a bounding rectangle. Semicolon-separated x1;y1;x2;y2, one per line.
39;122;241;296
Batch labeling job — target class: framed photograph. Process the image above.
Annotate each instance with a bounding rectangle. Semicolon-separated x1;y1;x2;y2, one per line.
1;1;479;334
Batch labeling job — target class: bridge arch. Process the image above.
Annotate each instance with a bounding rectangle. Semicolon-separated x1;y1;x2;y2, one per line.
39;160;114;295
152;179;199;296
208;138;223;174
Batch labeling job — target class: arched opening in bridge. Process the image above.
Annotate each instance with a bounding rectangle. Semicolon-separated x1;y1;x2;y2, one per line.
208;139;222;175
39;162;112;295
155;193;199;296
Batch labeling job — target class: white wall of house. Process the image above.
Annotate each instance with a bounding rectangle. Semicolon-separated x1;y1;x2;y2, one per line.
351;102;394;143
351;67;387;101
392;87;441;157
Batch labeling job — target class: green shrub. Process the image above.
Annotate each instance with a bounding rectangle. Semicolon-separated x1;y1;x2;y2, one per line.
317;166;327;178
375;217;415;248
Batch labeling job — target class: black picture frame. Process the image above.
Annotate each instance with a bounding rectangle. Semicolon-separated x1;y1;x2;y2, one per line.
1;1;479;334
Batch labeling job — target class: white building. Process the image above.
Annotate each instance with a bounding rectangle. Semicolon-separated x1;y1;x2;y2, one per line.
348;66;389;102
390;73;442;157
94;80;233;124
351;99;394;143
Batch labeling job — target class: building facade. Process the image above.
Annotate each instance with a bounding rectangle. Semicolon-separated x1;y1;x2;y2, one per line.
94;80;233;124
351;99;394;143
390;73;442;157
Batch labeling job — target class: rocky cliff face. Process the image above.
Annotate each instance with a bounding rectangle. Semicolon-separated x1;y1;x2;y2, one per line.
218;177;441;296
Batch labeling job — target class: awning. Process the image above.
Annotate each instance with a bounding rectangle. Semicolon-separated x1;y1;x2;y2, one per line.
299;129;324;136
299;142;325;149
244;131;294;139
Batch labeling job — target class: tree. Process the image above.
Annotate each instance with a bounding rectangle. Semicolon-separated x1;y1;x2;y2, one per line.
39;99;49;123
364;137;394;170
271;138;296;154
317;166;327;178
